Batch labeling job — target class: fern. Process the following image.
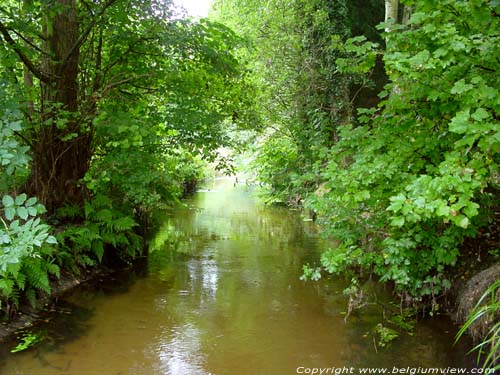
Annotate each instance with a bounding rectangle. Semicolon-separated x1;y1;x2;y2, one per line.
13;271;26;291
108;216;137;231
0;278;14;298
56;204;82;220
24;288;37;308
80;255;95;267
21;258;50;294
55;193;144;271
95;208;113;224
46;262;60;278
92;241;105;262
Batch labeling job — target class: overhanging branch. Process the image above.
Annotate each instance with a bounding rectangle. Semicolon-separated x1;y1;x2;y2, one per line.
0;20;52;83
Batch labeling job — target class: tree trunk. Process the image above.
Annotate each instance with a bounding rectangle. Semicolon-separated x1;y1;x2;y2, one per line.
25;0;92;214
384;0;399;31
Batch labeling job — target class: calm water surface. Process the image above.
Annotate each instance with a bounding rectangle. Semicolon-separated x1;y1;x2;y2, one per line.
0;178;472;374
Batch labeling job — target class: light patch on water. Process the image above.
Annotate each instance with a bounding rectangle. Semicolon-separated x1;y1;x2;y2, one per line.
156;323;211;375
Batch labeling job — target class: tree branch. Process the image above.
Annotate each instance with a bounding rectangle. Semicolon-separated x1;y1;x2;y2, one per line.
102;74;153;94
60;0;118;72
0;20;52;83
8;27;49;56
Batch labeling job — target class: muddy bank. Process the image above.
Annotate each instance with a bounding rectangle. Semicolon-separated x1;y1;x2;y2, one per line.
0;267;112;341
454;262;500;341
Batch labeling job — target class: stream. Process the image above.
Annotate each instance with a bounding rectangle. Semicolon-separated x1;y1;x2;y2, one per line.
0;178;473;374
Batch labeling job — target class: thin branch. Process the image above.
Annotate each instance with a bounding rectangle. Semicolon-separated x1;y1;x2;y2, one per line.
0;20;52;83
475;64;496;73
127;82;160;94
81;0;95;16
102;74;153;94
13;130;35;149
9;27;46;55
60;0;118;72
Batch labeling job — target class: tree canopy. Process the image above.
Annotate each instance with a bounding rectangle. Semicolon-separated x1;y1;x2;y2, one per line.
0;0;254;315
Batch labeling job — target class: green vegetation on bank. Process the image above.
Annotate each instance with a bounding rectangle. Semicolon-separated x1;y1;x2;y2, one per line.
213;0;500;302
0;0;253;318
0;0;499;367
212;0;500;365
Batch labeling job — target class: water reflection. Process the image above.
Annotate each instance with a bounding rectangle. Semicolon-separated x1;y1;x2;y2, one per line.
0;178;473;375
156;323;209;375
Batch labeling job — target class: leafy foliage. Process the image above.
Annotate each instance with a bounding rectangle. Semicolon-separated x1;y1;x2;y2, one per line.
0;97;58;316
305;0;500;302
0;0;255;318
213;0;384;205
219;0;500;310
56;194;142;270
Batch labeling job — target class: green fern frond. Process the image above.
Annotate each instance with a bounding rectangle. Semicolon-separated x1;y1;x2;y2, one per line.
85;195;113;219
5;262;21;280
46;262;60;278
128;233;143;255
21;259;50;294
0;278;14;298
13;271;26;291
25;288;37;308
91;241;104;262
108;216;137;232
95;209;113;224
79;255;95;267
56;204;82;220
78;227;102;242
101;232;129;247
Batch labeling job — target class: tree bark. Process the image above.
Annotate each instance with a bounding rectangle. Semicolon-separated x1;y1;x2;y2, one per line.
384;0;399;32
25;0;92;213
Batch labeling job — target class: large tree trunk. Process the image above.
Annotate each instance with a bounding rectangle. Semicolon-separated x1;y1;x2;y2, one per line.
25;0;92;214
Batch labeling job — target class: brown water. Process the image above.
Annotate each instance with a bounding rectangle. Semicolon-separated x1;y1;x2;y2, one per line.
0;178;473;375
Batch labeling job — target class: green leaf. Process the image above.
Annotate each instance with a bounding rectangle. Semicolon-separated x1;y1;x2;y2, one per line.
391;216;405;227
46;236;57;244
15;193;27;205
436;202;451;217
9;120;22;132
471;108;490;121
17;207;28;220
449;110;470;134
2;195;14;208
5;207;16;221
450;80;473;94
456;215;469;229
25;197;37;207
27;207;38;217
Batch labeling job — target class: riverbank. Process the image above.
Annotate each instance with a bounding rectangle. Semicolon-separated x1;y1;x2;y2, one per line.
0;180;474;374
0;266;113;341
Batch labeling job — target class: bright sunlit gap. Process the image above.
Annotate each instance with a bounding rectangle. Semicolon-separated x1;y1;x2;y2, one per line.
173;0;213;18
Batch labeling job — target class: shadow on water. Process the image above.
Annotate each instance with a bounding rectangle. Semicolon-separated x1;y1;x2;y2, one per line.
0;178;476;375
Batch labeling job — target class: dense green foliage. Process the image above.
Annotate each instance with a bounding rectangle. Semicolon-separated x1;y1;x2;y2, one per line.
214;0;500;308
1;0;499;364
0;0;253;317
212;0;384;204
307;0;500;304
0;94;58;314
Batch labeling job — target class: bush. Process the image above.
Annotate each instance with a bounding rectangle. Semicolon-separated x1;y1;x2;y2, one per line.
306;0;500;303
